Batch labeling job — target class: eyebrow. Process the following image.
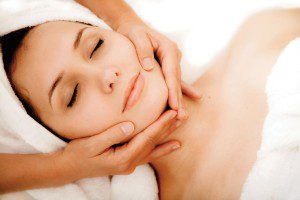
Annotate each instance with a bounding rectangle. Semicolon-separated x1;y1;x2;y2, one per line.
47;27;88;108
48;71;65;108
73;27;89;49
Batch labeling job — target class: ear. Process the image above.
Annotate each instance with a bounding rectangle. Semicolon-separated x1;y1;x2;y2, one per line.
16;85;28;98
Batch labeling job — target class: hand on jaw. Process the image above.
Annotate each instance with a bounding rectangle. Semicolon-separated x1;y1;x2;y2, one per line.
55;22;201;180
54;5;201;179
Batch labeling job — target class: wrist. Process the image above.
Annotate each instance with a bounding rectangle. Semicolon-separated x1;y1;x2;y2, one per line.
110;11;143;31
75;0;143;31
48;150;83;184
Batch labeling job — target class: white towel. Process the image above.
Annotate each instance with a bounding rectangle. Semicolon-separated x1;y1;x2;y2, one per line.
240;38;300;199
0;0;158;199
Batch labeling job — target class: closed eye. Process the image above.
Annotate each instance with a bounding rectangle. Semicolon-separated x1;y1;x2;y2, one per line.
67;83;79;108
90;39;104;58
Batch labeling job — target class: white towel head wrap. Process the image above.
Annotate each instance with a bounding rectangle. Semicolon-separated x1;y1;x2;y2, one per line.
0;0;158;199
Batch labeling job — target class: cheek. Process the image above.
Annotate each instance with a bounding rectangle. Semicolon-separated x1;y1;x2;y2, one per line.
50;95;121;139
108;36;140;66
126;67;169;135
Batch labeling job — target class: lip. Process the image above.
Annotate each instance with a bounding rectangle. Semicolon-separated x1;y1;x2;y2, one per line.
122;72;145;112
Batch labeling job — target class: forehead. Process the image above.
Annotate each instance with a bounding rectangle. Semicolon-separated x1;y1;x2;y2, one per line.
11;21;87;104
25;21;87;56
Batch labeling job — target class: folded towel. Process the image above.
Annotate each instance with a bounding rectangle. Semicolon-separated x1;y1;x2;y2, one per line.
240;38;300;200
0;0;158;199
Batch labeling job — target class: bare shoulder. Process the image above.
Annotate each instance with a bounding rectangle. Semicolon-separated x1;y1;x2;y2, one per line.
192;8;300;91
230;8;300;56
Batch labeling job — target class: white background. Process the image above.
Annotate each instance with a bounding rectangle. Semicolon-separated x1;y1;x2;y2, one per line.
126;0;300;82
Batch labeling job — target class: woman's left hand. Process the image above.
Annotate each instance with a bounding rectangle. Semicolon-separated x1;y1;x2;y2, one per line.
116;20;201;121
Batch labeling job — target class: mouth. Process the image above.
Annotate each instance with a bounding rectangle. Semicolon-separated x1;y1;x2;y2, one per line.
122;71;145;112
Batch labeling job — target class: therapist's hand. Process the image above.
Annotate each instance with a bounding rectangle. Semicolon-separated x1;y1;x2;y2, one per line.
116;21;201;121
55;110;180;180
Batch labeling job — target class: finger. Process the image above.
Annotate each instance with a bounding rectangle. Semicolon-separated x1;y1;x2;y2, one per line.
142;140;181;163
118;110;177;162
160;50;181;110
112;116;177;165
129;32;158;71
86;122;135;156
175;65;188;120
181;81;202;99
111;116;179;172
156;114;178;142
114;117;176;156
177;87;188;120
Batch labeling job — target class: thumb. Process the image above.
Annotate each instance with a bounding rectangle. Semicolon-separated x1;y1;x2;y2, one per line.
85;122;135;156
130;33;157;71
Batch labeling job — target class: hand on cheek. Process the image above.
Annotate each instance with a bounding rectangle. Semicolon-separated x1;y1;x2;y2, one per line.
55;110;181;179
116;21;201;123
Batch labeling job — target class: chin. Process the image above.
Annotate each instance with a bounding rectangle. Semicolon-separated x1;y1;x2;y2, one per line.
134;95;168;134
129;70;168;134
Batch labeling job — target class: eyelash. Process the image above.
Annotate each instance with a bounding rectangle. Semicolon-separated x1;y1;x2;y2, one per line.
67;39;104;108
68;39;103;107
67;83;79;108
90;39;104;58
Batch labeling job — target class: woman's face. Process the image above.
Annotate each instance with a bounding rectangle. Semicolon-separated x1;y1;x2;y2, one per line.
11;21;168;139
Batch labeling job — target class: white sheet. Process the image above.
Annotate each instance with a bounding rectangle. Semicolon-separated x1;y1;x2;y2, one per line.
241;38;300;199
0;0;157;199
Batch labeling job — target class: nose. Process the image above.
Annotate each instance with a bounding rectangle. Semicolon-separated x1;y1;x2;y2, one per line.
99;67;120;94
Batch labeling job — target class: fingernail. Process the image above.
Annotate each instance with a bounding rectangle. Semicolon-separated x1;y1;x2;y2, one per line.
142;58;155;70
172;143;181;150
192;88;201;96
121;122;134;135
193;90;201;98
174;120;182;128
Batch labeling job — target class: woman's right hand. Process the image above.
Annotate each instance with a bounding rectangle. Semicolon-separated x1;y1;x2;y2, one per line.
54;110;180;180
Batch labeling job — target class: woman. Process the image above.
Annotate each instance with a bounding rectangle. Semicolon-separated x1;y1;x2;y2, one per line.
3;5;300;200
0;0;200;195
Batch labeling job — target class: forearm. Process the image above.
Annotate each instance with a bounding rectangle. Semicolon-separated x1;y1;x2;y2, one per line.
75;0;143;30
0;152;77;194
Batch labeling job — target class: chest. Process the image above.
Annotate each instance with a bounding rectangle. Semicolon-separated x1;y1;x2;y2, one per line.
189;49;281;200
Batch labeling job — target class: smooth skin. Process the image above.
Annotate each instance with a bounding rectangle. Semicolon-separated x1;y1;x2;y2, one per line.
0;110;179;193
75;0;201;118
0;0;200;194
151;8;300;200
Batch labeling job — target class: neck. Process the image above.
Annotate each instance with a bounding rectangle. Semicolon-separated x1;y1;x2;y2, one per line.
151;96;200;166
150;65;225;199
151;95;221;198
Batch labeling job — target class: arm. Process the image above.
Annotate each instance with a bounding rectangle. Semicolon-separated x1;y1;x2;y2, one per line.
0;152;75;194
74;0;141;30
0;110;180;194
230;8;300;58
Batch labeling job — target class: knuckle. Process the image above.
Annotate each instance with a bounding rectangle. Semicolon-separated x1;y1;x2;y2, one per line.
144;134;157;147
